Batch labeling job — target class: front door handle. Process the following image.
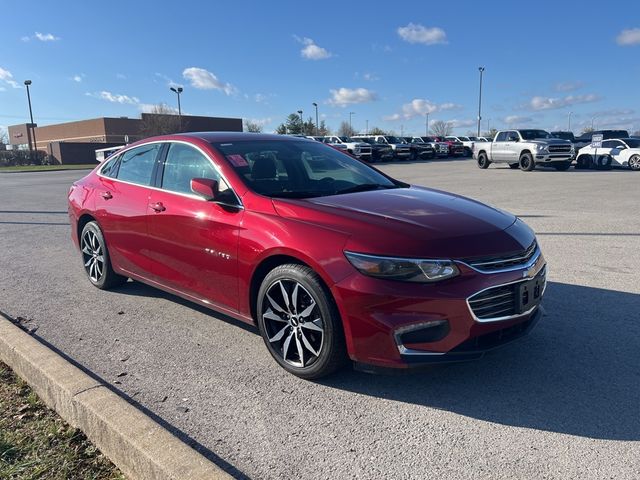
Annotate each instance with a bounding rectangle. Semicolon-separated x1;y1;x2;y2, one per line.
149;202;166;213
101;191;113;200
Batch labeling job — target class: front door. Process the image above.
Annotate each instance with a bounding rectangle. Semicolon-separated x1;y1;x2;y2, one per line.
146;142;244;311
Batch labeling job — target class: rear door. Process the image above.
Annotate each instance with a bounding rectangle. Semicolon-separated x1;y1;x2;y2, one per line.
94;142;163;277
502;131;520;163
145;141;244;310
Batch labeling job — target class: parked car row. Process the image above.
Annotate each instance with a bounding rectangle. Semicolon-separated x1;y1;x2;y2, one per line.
474;128;639;172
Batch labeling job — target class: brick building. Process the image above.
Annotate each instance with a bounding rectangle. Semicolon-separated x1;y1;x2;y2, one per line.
8;113;242;164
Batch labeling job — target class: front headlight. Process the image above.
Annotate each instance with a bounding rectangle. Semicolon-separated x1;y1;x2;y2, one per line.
344;251;460;283
535;144;548;152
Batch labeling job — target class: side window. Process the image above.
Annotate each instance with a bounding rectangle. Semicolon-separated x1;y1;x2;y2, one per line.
495;132;507;142
162;143;221;195
116;144;161;186
100;154;121;178
602;140;621;148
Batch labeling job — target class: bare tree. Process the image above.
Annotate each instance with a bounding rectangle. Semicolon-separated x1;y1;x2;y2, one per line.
243;119;263;133
317;120;331;136
430;120;453;137
581;126;595;134
483;128;498;139
337;120;356;137
0;127;8;146
139;104;181;138
368;126;386;135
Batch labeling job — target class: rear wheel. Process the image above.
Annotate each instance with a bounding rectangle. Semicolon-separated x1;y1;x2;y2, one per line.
628;154;640;171
575;155;593;169
257;264;347;379
519;153;535;171
80;221;127;289
596;155;612;170
554;161;571;171
477;152;490;169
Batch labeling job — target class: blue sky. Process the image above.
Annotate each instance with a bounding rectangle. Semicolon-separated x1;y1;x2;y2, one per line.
1;0;639;136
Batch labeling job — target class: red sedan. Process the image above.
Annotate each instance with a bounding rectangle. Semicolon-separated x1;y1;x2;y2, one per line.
69;133;546;378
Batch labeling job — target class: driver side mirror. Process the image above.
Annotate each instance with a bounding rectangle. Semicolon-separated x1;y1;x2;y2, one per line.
190;178;219;200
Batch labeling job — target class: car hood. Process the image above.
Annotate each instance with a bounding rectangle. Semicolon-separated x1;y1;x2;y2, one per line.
272;186;533;259
528;138;571;145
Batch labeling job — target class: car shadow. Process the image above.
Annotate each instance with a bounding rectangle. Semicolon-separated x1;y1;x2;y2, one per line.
106;279;640;441
318;281;640;441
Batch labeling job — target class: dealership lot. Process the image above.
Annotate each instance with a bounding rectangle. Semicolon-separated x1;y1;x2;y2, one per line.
0;160;639;479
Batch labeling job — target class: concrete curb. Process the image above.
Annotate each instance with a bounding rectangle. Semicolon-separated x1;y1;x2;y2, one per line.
0;315;232;480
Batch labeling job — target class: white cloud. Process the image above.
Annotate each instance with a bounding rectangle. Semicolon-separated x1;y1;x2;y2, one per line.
385;98;463;121
616;28;640;46
35;32;60;41
154;72;182;89
555;81;584;92
182;67;236;95
295;36;332;60
327;87;377;107
362;72;379;81
449;119;476;128
397;23;447;45
504;115;533;125
528;94;600;110
0;67;21;89
86;91;140;105
72;74;86;83
116;73;127;80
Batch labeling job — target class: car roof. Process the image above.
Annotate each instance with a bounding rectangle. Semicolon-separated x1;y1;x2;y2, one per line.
175;132;313;143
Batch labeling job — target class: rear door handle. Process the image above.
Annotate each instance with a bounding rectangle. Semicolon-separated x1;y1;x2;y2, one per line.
101;191;113;200
149;202;166;212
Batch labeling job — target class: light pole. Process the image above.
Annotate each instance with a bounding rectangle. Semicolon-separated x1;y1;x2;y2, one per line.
312;102;319;135
591;116;596;130
425;112;430;135
297;110;303;134
349;111;355;134
24;80;37;159
366;119;369;135
477;66;485;137
170;86;183;131
568;111;573;132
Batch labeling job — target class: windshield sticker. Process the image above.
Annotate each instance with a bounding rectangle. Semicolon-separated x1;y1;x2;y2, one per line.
227;154;249;167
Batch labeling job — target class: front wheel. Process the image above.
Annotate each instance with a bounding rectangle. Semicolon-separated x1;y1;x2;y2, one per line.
477;152;490;169
519;153;535;171
596;155;612;170
80;221;127;289
628;154;640;171
257;264;347;379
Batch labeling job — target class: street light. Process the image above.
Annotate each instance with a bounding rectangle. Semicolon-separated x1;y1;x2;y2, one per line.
477;67;485;137
568;111;573;132
425;112;430;135
312;102;319;136
297;110;303;134
591;116;596;130
349;111;355;134
366;119;369;135
24;80;37;159
170;86;183;131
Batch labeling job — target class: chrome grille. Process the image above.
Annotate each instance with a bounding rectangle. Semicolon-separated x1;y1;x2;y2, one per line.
464;241;538;272
468;285;518;319
548;145;572;153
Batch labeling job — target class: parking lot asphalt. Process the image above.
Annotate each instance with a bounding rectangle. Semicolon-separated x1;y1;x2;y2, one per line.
1;159;639;479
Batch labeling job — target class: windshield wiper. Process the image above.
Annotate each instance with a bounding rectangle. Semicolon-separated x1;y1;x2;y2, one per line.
269;191;328;199
335;183;395;195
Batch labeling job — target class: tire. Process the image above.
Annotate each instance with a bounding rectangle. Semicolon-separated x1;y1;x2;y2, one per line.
628;154;640;171
80;221;127;290
257;264;347;379
554;161;571;171
519;153;535;171
596;155;612;170
509;163;520;169
477;152;490;169
575;155;593;169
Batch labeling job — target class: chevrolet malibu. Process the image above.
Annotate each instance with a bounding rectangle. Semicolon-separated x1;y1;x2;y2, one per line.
68;133;546;379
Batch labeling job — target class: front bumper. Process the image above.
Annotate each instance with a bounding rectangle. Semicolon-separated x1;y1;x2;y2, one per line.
535;153;573;162
332;255;546;368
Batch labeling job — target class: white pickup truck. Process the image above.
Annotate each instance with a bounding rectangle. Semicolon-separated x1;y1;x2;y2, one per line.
473;129;574;171
322;136;372;161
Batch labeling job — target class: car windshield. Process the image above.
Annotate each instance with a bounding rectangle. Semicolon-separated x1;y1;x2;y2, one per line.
519;130;553;140
211;140;401;198
338;136;352;142
468;136;478;141
623;139;640;148
356;137;374;144
385;136;401;143
458;136;470;141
